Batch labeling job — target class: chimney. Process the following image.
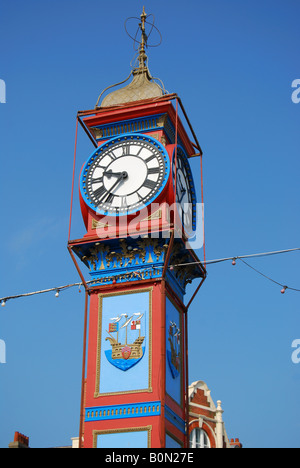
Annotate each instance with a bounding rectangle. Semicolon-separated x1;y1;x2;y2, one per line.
8;432;30;449
230;438;243;448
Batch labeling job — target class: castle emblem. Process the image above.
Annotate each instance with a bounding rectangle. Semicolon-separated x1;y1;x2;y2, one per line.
167;321;181;379
105;313;145;371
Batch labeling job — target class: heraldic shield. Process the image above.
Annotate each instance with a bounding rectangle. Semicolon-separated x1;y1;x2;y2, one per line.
105;313;145;371
167;321;181;379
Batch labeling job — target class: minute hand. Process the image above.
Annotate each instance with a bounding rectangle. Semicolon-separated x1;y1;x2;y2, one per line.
98;171;128;204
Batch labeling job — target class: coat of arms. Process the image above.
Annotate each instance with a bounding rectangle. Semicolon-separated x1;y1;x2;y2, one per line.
167;321;181;379
105;313;145;371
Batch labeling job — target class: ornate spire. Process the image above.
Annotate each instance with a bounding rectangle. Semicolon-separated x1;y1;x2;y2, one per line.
95;7;165;109
138;6;148;70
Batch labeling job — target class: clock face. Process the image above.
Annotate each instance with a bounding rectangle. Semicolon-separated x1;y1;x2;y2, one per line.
81;134;170;216
172;147;196;231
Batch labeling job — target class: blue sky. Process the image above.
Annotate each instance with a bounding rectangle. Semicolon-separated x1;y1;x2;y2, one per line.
0;0;299;448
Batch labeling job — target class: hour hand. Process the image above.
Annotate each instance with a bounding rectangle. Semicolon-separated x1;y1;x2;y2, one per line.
179;189;186;204
103;170;123;179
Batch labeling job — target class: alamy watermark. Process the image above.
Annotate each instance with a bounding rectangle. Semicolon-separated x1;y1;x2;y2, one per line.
291;79;300;104
291;339;300;364
95;202;205;250
0;79;6;103
0;339;6;364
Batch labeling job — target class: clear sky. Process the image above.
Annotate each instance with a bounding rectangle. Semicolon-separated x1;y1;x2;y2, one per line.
0;0;299;448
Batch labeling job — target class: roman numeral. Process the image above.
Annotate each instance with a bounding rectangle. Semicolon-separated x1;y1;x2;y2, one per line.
105;193;114;204
92;176;103;184
177;157;183;169
122;145;130;156
145;154;156;163
93;185;106;199
143;179;157;190
147;167;160;175
109;152;117;160
121;196;127;208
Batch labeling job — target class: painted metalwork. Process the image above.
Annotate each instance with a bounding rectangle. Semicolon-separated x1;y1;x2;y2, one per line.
85;401;161;422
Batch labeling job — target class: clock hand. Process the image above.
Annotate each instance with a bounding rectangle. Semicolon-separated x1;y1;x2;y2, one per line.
103;170;124;179
98;171;128;204
178;189;186;204
178;174;185;193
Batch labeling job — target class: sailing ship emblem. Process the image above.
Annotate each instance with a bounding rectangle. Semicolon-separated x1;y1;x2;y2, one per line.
105;312;145;371
167;321;181;379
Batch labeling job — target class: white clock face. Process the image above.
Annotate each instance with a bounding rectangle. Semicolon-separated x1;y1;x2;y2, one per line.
172;148;195;231
81;135;169;215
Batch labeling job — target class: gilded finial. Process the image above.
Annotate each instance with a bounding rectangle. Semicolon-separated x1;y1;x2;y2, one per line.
95;8;166;108
138;6;148;69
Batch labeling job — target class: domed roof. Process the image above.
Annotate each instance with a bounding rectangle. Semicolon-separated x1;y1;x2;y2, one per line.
99;67;164;108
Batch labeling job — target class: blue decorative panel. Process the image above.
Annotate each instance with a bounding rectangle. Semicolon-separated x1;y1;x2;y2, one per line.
95;428;150;448
91;114;167;141
95;289;152;396
85;401;161;422
166;296;183;406
89;113;185;149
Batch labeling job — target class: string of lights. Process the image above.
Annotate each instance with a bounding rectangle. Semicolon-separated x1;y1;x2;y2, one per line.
0;247;299;307
171;247;300;267
237;258;300;294
171;247;300;294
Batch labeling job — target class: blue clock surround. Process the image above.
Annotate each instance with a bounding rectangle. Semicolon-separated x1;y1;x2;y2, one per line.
80;133;171;217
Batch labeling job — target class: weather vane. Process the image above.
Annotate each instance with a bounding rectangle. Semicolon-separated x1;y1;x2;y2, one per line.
95;7;165;108
125;6;162;70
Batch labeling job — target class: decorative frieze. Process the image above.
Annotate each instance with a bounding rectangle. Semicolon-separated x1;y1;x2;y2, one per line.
73;236;204;295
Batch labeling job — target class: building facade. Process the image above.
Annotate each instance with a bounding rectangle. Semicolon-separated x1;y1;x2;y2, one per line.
188;381;231;449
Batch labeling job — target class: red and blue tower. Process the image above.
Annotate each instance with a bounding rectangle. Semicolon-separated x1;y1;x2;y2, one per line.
68;8;206;449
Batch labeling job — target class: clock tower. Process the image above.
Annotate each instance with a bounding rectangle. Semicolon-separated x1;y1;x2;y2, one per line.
68;8;206;449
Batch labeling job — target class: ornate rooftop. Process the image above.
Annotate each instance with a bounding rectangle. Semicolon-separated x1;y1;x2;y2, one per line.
96;7;166;109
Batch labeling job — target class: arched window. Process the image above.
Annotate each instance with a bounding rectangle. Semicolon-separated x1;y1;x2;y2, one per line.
189;428;211;448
